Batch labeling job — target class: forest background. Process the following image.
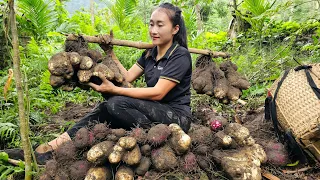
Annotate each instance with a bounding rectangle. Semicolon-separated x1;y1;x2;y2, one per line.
0;0;320;178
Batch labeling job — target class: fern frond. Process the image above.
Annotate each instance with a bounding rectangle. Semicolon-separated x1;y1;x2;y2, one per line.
110;0;137;29
0;123;18;141
17;0;58;38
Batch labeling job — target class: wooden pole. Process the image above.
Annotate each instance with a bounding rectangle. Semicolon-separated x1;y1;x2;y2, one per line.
66;34;230;58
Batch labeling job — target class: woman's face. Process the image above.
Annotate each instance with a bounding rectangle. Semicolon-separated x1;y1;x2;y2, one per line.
149;8;179;47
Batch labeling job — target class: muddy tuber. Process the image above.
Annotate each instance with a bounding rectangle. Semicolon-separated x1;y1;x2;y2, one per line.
191;56;250;102
48;47;132;91
220;60;250;90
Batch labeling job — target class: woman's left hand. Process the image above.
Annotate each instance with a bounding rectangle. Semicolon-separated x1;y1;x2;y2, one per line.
87;72;116;94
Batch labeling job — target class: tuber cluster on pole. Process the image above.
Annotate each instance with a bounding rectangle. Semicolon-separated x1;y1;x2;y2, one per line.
192;55;250;103
48;39;132;92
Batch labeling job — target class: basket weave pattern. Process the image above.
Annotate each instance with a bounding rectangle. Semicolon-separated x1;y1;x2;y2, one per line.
269;63;320;139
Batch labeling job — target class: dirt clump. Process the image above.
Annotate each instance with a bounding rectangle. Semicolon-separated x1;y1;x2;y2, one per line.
74;127;95;149
54;141;77;162
93;123;110;140
69;160;91;180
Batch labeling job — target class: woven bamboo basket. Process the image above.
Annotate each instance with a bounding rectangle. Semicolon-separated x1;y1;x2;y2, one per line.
269;63;320;161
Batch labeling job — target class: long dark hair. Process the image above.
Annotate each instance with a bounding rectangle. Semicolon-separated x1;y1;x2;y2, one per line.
158;3;188;49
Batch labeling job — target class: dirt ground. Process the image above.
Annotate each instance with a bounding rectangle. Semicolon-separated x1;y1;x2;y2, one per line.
38;102;95;133
51;101;95;123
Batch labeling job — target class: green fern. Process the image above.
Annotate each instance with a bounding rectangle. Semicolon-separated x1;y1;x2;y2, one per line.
17;0;58;39
236;0;278;33
109;0;137;30
242;0;275;16
0;123;18;142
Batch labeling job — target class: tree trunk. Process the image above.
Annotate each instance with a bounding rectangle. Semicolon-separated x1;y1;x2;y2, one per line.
195;4;203;35
8;0;33;179
90;0;95;27
229;0;247;33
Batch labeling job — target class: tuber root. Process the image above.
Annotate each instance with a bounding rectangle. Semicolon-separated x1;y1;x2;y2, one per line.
220;60;250;90
77;69;93;83
188;125;213;146
69;160;91;180
179;152;198;173
108;144;125;164
151;145;178;172
140;144;151;156
118;136;137;150
93;63;115;80
48;52;73;76
147;124;171;146
101;56;124;83
115;166;134;180
85;167;112;180
135;156;151;176
224;123;253;146
80;56;95;70
168;123;191;155
68;52;81;66
87;140;114;164
93;123;110;140
50;75;65;88
129;127;147;145
122;144;142;165
213;131;233;148
74;127;95;149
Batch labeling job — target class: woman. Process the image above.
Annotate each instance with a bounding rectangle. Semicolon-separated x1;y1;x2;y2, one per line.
10;2;192;164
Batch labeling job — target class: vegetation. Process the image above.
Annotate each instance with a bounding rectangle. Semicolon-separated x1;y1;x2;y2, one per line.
0;0;320;178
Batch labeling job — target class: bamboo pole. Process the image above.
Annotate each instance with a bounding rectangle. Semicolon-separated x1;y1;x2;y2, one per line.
66;34;230;58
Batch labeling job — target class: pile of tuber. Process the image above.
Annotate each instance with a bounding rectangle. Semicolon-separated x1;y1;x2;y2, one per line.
40;120;270;180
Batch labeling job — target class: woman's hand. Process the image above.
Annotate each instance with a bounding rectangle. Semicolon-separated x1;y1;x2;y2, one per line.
87;72;116;94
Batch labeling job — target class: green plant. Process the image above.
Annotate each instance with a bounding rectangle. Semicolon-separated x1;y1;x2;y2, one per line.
183;7;197;38
190;31;228;51
17;0;58;39
0;152;25;180
0;123;18;143
109;0;137;30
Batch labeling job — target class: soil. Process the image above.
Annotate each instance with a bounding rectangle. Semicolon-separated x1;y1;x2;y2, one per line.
51;102;95;123
34;102;95;135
